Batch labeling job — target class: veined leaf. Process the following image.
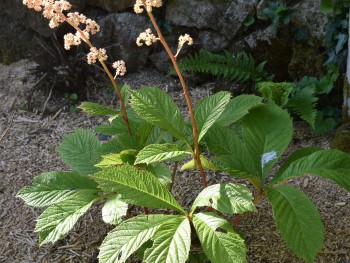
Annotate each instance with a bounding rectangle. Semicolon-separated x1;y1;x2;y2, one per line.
205;125;258;181
216;95;264;126
271;149;350;191
35;191;98;245
242;104;292;184
193;213;247;263
135;144;192;165
97;140;124;156
99;215;179;263
95;153;123;168
91;165;185;214
17;171;98;207
180;155;219;171
266;186;324;262
78;102;119;116
194;91;231;142
145;163;172;187
102;195;128;225
190;183;256;215
130;88;188;143
58;129;101;175
144;217;191;263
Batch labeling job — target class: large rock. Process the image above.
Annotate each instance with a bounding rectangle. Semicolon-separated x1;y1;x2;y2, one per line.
166;0;231;31
85;0;134;11
93;13;152;72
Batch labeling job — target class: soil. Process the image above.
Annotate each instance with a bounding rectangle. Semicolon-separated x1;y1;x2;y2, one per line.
0;62;350;263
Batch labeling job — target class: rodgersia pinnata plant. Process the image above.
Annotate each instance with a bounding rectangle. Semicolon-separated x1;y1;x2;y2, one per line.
19;1;350;262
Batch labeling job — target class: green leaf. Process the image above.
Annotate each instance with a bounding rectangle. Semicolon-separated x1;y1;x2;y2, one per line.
78;102;119;116
102;195;128;225
271;149;350;192
194;91;231;142
95;153;123;168
145;163;172;187
180;155;219;171
91;165;185;214
266;186;324;262
144;217;191;263
320;0;333;13
216;95;264;126
99;215;179;263
204;125;258;181
190;183;256;215
18;171;98;207
35;191;98;245
135;144;192;165
242;104;292;184
96;140;124;156
130;88;188;143
193;213;247;263
58;129;101;175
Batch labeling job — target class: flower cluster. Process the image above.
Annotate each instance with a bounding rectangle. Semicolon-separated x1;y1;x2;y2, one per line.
134;0;162;14
175;34;193;57
113;61;127;77
87;47;108;64
136;29;159;46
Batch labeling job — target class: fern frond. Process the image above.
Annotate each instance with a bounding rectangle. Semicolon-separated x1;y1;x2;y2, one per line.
172;49;268;82
257;82;293;107
287;88;318;128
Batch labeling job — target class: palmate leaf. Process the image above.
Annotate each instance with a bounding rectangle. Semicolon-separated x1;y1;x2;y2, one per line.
135;144;192;165
270;149;350;192
266;186;324;262
145;163;172;188
193;213;247;263
99;215;180;263
102;195;128;225
194;91;231;142
58;129;101;175
242;103;292;184
91;165;185;214
95;153;124;168
130;88;188;143
78;102;119;116
190;183;256;215
35;191;98;245
216;95;264;126
144;217;191;263
17;171;98;207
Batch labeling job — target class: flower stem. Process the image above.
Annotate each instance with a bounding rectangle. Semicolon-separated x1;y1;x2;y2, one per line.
142;2;207;188
58;11;131;134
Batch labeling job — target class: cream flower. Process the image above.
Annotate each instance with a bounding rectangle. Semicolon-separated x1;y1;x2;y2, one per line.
113;60;127;77
87;47;108;64
134;0;162;14
175;34;193;57
136;29;159;46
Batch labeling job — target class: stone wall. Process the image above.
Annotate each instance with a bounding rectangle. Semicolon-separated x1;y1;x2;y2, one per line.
1;0;328;78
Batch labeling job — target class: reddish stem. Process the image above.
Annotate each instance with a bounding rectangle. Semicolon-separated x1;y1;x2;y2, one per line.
232;190;265;228
142;2;207;188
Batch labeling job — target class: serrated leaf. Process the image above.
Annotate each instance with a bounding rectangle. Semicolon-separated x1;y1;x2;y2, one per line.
204;125;258;181
193;213;247;263
194;91;231;142
99;215;179;263
91;165;185;214
144;217;191;263
78;102;119;116
266;186;324;262
102;195;128;225
18;171;98;207
145;163;172;187
271;149;350;191
95;153;124;168
135;144;191;165
216;95;264;126
58;129;101;175
180;155;218;171
130;88;188;143
190;183;256;215
242;104;292;184
96;140;124;156
35;191;98;245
